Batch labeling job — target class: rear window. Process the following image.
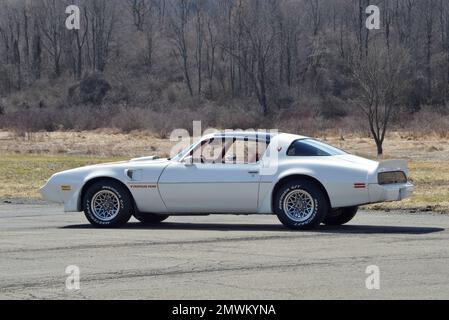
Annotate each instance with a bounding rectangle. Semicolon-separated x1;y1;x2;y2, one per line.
287;139;347;156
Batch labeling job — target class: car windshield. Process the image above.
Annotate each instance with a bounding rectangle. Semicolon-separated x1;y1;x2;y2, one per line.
171;143;195;161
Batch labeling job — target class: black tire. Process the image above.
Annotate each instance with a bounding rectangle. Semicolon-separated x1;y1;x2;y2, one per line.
83;180;133;228
323;206;358;226
274;180;329;230
133;212;169;224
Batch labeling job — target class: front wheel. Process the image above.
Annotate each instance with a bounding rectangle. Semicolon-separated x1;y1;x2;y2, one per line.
83;180;133;228
274;180;329;230
133;213;169;224
322;206;358;226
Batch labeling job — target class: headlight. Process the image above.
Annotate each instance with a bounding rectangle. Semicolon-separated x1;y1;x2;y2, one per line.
378;171;407;185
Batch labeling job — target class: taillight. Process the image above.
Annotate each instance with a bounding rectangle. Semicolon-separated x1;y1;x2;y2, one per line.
378;171;407;185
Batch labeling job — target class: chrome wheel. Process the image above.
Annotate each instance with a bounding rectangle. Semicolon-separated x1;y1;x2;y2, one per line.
283;189;315;222
90;190;120;221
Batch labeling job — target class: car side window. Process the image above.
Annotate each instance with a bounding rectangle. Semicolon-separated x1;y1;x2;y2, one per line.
188;137;270;164
287;140;333;156
224;139;268;164
190;138;227;163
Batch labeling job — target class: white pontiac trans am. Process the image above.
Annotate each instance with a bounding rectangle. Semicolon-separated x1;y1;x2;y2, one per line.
40;131;413;229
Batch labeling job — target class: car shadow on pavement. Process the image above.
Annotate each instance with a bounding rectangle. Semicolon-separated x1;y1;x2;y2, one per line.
62;222;444;234
316;225;444;234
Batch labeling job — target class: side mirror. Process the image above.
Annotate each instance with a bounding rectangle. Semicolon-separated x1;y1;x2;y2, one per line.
183;155;194;166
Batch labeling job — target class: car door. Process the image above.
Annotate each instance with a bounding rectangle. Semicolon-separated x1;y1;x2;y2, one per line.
157;138;261;213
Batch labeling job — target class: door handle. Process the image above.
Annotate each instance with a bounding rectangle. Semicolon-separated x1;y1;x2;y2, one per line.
248;170;259;174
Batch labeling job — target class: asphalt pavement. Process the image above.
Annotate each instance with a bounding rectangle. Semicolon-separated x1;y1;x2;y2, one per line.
0;204;448;299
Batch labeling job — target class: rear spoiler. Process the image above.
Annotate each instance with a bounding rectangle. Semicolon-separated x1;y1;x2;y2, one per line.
377;160;409;175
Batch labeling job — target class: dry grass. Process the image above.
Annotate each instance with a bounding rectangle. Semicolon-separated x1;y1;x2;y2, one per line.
0;154;127;200
2;129;449;160
320;131;449;161
0;129;176;158
0;130;448;213
366;161;449;213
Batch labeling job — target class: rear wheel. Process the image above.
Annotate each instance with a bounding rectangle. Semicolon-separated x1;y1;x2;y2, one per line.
323;206;358;226
274;180;328;230
83;180;133;228
133;212;169;224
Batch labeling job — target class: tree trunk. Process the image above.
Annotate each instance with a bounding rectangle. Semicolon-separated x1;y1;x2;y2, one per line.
183;55;193;96
376;140;383;156
13;40;21;90
23;8;30;67
31;22;42;80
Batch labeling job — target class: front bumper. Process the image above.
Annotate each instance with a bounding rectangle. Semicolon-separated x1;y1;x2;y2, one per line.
39;181;64;203
39;178;81;212
368;182;414;203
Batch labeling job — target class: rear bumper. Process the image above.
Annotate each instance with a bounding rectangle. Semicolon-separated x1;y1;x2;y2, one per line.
368;182;414;203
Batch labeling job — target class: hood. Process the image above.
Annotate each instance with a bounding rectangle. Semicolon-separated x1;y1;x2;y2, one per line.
55;156;170;177
91;156;169;167
129;155;168;162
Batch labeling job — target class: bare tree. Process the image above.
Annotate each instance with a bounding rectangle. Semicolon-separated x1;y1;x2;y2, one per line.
423;1;436;102
227;0;279;116
87;0;116;72
168;0;194;96
39;0;65;77
23;4;30;68
1;0;449;148
193;1;205;95
204;11;219;96
306;0;321;36
31;18;42;81
71;8;89;79
349;43;410;155
439;0;449;100
128;0;148;31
